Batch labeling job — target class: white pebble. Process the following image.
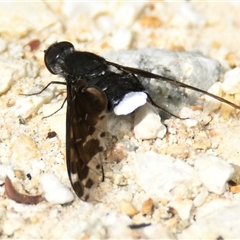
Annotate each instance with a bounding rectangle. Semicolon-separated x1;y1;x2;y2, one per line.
0;165;14;180
169;199;193;221
203;82;222;114
109;28;132;50
180;202;240;238
0;68;13;94
157;124;167;139
193;188;208;207
135;151;198;199
170;4;205;27
194;154;234;194
222;67;240;94
3;217;22;236
105;213;132;239
13;89;54;118
183;118;199;128
62;2;108;19
114;3;146;27
134;102;163;139
40;173;74;204
10;134;39;162
179;107;194;119
0;37;6;52
143;223;176;239
196;198;233;219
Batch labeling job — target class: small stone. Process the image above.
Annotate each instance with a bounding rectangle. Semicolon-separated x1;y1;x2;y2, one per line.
192;131;211;150
10;134;40;162
13;87;54;118
113;174;124;185
3;218;23;236
230;185;240;193
163;143;190;159
179;107;194;119
109;142;128;163
203;82;222;114
0;2;58;38
135;151;198;199
140;16;162;28
219;94;236;119
143;223;176;239
164;217;178;229
120;199;138;217
134;102;163;139
141;198;154;215
157;124;167;139
169;199;193;221
40;173;74;204
0;37;6;52
183;118;198;128
222;67;240;94
195;154;234;194
109;28;132;50
193;188;208;207
0;68;13;94
14;169;25;180
114;3;146;27
180;204;240;238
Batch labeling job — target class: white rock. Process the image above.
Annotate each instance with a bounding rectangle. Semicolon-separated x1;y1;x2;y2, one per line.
196;198;233;219
143;223;176;239
179;204;240;239
203;82;222;114
10;134;39;162
0;37;6;53
169;199;193;221
193;188;208;207
0;67;13;94
179;107;194;119
222;67;240;94
62;2;108;19
0;165;14;180
170;3;205;27
13;88;54;118
0;56;37;94
109;28;133;50
40;173;74;204
157;124;167;139
194;154;234;194
105;212;132;239
135;151;198;199
114;3;146;27
0;2;57;38
134;102;163;139
3;217;23;236
183;118;199;128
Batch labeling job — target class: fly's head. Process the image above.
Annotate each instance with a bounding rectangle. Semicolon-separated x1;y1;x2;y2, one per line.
44;41;75;76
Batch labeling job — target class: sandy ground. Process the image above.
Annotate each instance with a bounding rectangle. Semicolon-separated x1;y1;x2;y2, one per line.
1;1;240;239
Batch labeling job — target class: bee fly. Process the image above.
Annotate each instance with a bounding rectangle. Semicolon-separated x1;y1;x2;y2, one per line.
42;41;240;201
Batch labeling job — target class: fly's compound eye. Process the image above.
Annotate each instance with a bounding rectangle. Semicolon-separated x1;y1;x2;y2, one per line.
44;41;74;74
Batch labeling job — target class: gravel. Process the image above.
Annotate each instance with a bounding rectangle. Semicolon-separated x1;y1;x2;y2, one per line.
1;1;240;239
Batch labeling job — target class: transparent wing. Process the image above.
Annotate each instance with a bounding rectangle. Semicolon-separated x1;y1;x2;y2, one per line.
66;84;108;201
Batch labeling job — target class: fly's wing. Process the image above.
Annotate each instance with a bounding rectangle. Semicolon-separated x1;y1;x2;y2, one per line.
107;61;240;111
66;84;108;201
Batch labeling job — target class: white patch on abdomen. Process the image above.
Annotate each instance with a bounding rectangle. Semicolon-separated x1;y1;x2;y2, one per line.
114;92;147;115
